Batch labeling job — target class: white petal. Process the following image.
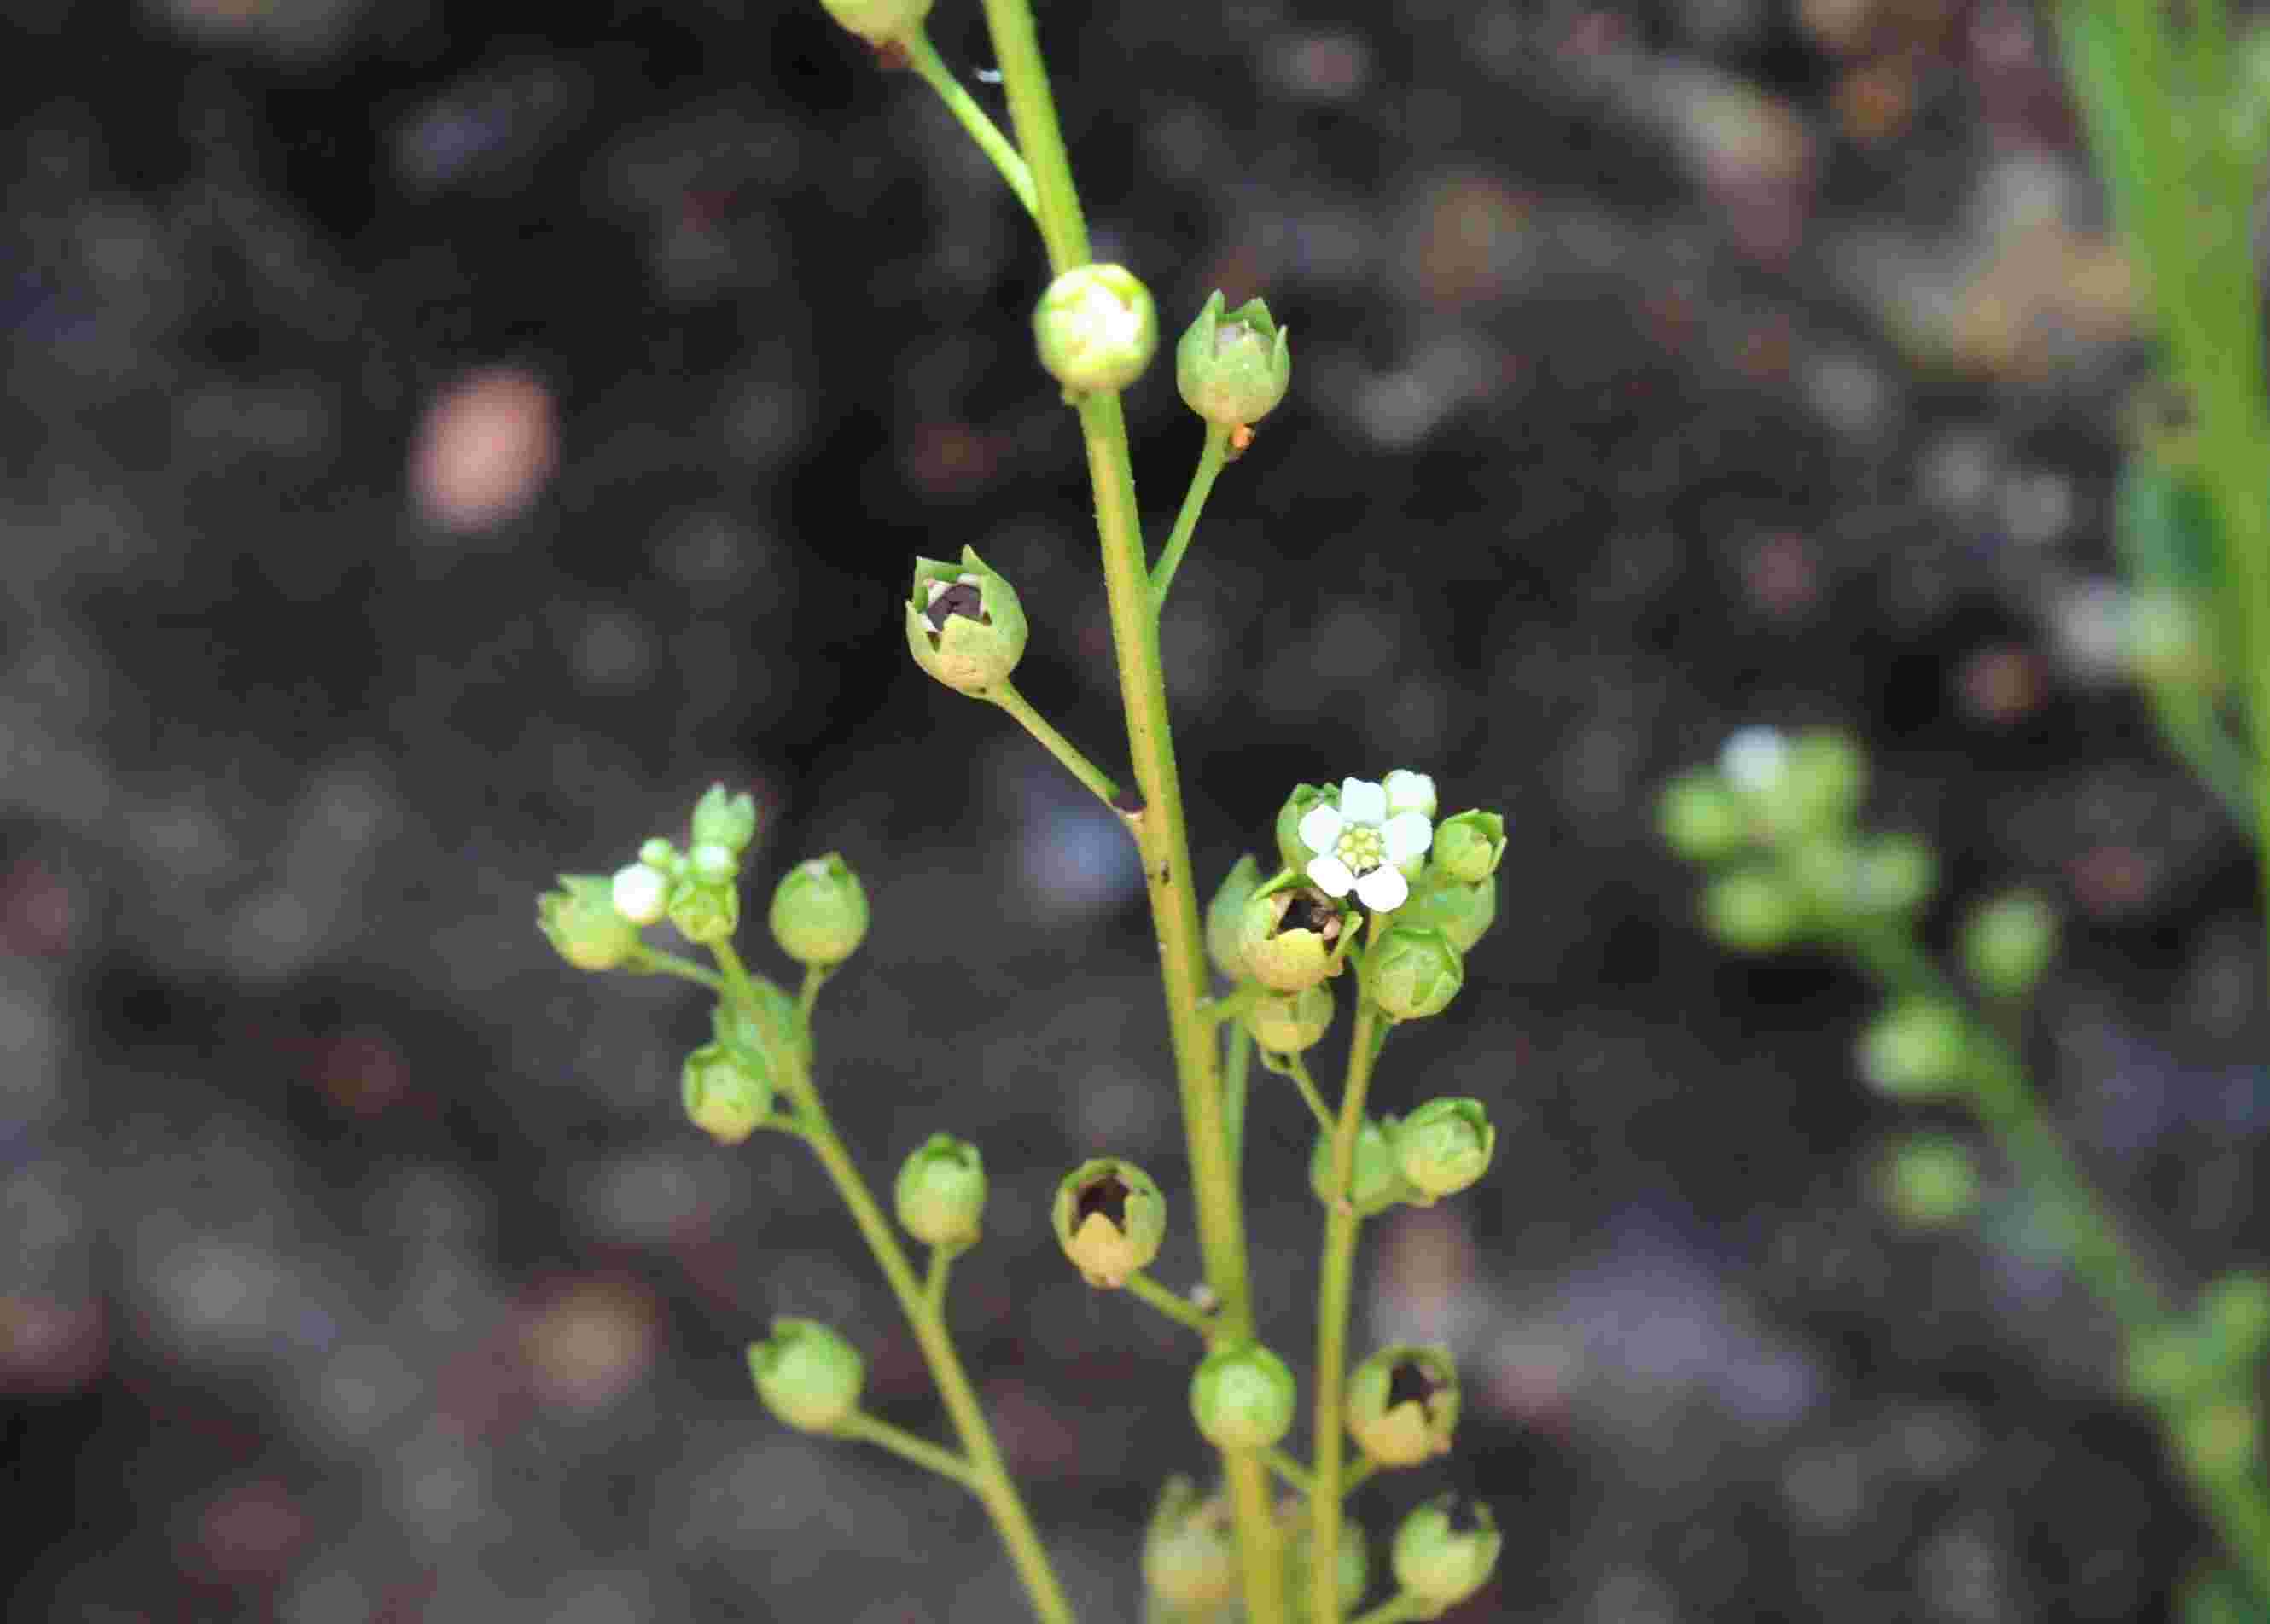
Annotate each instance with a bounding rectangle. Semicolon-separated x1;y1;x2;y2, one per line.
1307;855;1356;897
1354;865;1409;911
1720;725;1789;792
1297;805;1345;855
1382;811;1434;864
1383;770;1436;818
1339;777;1387;825
611;864;666;925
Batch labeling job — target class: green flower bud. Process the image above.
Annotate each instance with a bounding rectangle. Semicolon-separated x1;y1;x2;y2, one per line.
1391;1496;1501;1609
894;1133;987;1248
1189;1341;1296;1452
1034;264;1156;394
1962;890;2058;1001
1243;984;1334;1053
1851;832;1936;917
1053;1158;1167;1288
1345;1344;1459;1467
747;1318;864;1433
1309;1116;1417;1218
1656;770;1748;864
1431;808;1506;882
1396;870;1496;953
1205;854;1264;982
1176;289;1291;428
690;783;759;854
768;853;870;966
1275;784;1337;876
688;841;738;885
538;874;643;971
1392;1097;1495;1199
2203;1273;2270;1363
1281;1502;1369;1614
666;875;740;946
1858;1000;1970;1100
1701;867;1800;952
1366;924;1463;1021
683;1041;772;1145
1237;886;1350;994
818;0;933;45
1142;1478;1238;1608
906;547;1027;696
1876;1132;1980;1228
1779;728;1866;836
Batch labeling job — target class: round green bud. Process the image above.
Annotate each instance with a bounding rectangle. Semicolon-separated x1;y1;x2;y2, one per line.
690;783;759;854
1858;1000;1971;1100
1391;1496;1501;1609
1176;289;1292;428
1189;1341;1296;1452
1034;264;1157;394
2179;1396;2261;1481
2203;1272;2270;1363
768;853;870;966
1701;867;1800;953
1778;728;1866;836
1367;924;1463;1021
688;841;738;884
893;1132;987;1248
1052;1158;1167;1288
818;0;933;45
683;1041;772;1145
905;547;1027;696
666;875;740;946
2124;1324;2220;1405
538;874;643;971
1205;854;1264;982
1392;1097;1496;1199
1309;1116;1416;1218
1243;984;1334;1053
1142;1478;1238;1608
1876;1132;1980;1229
1657;770;1749;864
747;1318;865;1433
1237;886;1349;994
1275;784;1337;876
1282;1504;1369;1614
1851;832;1936;916
1345;1343;1459;1467
1396;870;1496;954
1784;835;1859;917
1962;889;2058;1001
1431;808;1507;882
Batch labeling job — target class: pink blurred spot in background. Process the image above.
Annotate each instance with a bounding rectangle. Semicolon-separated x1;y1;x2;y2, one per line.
409;366;559;533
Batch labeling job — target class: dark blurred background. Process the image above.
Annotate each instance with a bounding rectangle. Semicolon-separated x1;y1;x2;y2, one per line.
5;0;2258;1618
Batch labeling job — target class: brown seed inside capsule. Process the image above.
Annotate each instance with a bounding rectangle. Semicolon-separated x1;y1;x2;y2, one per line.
925;581;985;632
1387;1357;1444;1415
1075;1171;1132;1231
1281;892;1339;939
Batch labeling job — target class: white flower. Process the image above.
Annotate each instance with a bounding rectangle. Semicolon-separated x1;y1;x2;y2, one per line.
1297;776;1433;911
612;863;668;925
1720;726;1790;794
1382;769;1436;819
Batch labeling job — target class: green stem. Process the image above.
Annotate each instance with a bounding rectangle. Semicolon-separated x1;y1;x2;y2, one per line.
627;946;724;991
1202;984;1267;1026
711;945;1075;1624
2139;681;2256;835
798;962;834;1024
975;4;1280;1615
1223;1017;1254;1174
1311;994;1386;1624
1151;422;1233;611
904;26;1038;220
925;1243;957;1314
836;1408;981;1491
1282;1054;1338;1138
1126;1271;1217;1339
991;678;1126;810
1340;1456;1377;1499
1263;1447;1314;1499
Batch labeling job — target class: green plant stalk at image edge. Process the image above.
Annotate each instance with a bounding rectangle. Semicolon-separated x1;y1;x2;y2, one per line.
975;1;1290;1619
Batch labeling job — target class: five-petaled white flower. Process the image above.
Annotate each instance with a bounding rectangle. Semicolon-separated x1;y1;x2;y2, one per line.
1299;776;1433;911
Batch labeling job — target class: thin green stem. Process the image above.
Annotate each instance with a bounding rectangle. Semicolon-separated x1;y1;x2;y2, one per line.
835;1408;981;1491
976;4;1280;1614
991;679;1126;811
1311;994;1387;1624
710;946;1075;1624
798;962;834;1024
1126;1271;1217;1339
1263;1447;1314;1499
1282;1054;1338;1138
1201;984;1267;1027
1223;1017;1254;1173
1346;1594;1429;1624
626;946;723;991
1339;1456;1377;1499
904;26;1038;220
925;1244;957;1314
1151;422;1233;611
2138;682;2256;835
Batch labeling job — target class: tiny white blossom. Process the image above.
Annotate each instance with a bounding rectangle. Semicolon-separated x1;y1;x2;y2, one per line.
1297;776;1433;911
1720;726;1790;794
612;863;667;925
1382;769;1436;819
